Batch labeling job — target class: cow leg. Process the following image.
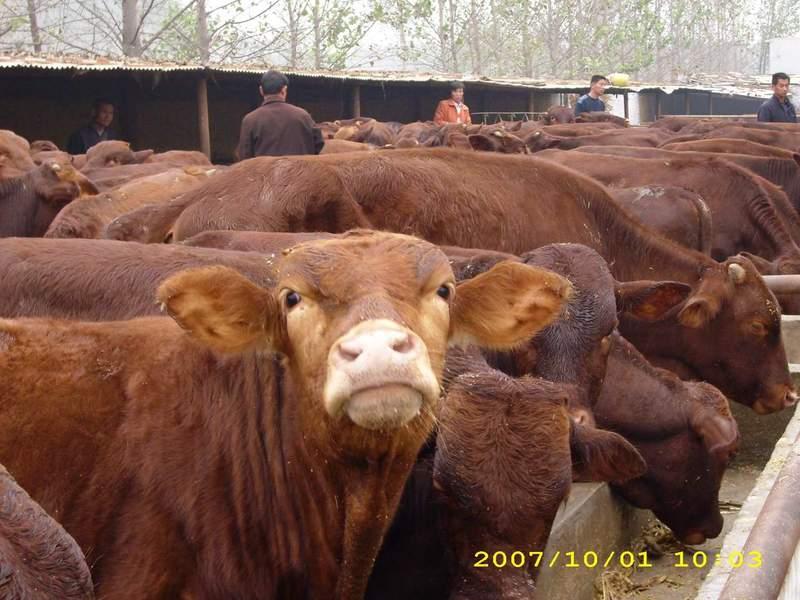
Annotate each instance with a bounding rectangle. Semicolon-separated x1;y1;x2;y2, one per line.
95;493;191;599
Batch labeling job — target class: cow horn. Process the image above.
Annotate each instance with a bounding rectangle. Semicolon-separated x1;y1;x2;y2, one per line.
50;163;61;172
492;130;505;138
728;263;746;284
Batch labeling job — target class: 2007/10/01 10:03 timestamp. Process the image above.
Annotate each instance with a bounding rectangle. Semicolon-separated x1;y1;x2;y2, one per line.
472;550;763;570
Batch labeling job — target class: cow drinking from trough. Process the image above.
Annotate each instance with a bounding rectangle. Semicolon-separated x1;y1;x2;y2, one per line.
0;230;571;599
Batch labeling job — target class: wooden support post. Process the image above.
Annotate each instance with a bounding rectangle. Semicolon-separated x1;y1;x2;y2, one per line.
352;84;361;118
196;74;211;159
684;91;691;115
708;92;713;115
623;92;629;119
528;90;535;116
655;92;661;120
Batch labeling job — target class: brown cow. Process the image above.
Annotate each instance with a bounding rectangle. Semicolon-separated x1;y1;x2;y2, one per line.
0;463;95;599
0;163;99;237
610;185;713;254
45;166;217;239
82;140;153;169
468;129;529;154
0;231;570;599
167;149;795;412
0;238;280;320
29;140;60;154
528;128;672;152
349;121;396;146
545;105;576;124
322;139;375;153
143;150;212;167
543;148;800;266
697;125;800;151
661;138;797;159
103;194;199;242
367;350;646;600
598;333;738;544
0;130;35;177
575;111;629;126
81;162;177;192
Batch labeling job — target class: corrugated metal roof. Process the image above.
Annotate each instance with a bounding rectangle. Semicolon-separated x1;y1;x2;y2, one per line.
0;52;778;98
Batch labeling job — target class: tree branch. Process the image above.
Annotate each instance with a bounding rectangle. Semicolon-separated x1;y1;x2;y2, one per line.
140;0;196;52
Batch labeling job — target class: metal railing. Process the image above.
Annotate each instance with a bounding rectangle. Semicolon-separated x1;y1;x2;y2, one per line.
472;111;548;124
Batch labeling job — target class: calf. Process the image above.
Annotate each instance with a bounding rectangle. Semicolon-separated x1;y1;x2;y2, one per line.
367;351;646;600
0;231;571;598
0;163;98;237
103;194;199;242
597;334;739;544
0;464;94;599
545;105;576;124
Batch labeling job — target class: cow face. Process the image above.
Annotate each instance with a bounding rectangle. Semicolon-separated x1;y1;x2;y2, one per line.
434;373;644;598
619;259;796;413
468;130;529;154
678;259;794;413
524;130;562;153
33;163;99;205
158;231;571;455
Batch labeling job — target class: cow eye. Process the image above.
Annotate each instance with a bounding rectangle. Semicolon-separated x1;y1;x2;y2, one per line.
436;284;452;300
750;321;767;336
285;291;301;308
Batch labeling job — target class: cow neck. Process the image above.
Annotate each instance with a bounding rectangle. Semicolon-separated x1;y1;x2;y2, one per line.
187;349;424;599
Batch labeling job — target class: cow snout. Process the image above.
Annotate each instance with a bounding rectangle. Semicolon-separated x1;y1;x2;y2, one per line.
324;319;441;430
753;385;798;414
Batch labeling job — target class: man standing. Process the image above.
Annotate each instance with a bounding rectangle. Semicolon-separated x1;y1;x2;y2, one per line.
433;82;472;125
757;73;797;123
66;99;118;154
237;70;323;159
574;75;609;117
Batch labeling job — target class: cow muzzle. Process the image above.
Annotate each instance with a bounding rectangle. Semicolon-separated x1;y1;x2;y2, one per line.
324;319;440;430
752;385;798;415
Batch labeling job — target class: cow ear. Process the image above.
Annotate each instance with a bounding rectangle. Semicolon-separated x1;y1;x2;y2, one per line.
689;389;739;460
54;165;99;196
615;280;691;321
738;251;776;275
157;266;282;354
467;134;494;152
678;293;721;328
570;422;647;483
450;261;570;349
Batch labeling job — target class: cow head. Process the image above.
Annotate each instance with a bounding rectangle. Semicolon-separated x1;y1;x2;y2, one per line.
545;106;576;125
619;258;796;413
29;140;60;154
33;162;99;205
434;372;644;598
599;335;739;544
84;141;153;168
468;130;529;154
157;231;571;456
524;130;562;153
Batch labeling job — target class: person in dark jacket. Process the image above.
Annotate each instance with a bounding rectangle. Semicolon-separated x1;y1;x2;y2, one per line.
66;99;118;155
757;72;797;123
574;75;608;116
237;70;324;159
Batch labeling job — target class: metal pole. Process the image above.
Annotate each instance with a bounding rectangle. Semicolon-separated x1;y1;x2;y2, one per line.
196;74;211;159
684;91;691;115
708;92;713;116
528;90;535;115
623;92;629;120
762;275;800;295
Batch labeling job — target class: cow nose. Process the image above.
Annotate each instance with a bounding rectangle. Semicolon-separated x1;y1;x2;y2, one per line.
682;530;707;545
785;390;798;407
335;329;418;364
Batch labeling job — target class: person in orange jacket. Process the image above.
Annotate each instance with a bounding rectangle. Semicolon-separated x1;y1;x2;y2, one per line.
433;82;472;125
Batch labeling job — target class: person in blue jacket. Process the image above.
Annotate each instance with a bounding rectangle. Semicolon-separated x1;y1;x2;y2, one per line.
575;75;609;116
757;72;797;123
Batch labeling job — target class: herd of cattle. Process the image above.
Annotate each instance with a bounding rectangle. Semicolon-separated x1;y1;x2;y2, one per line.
0;112;799;598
